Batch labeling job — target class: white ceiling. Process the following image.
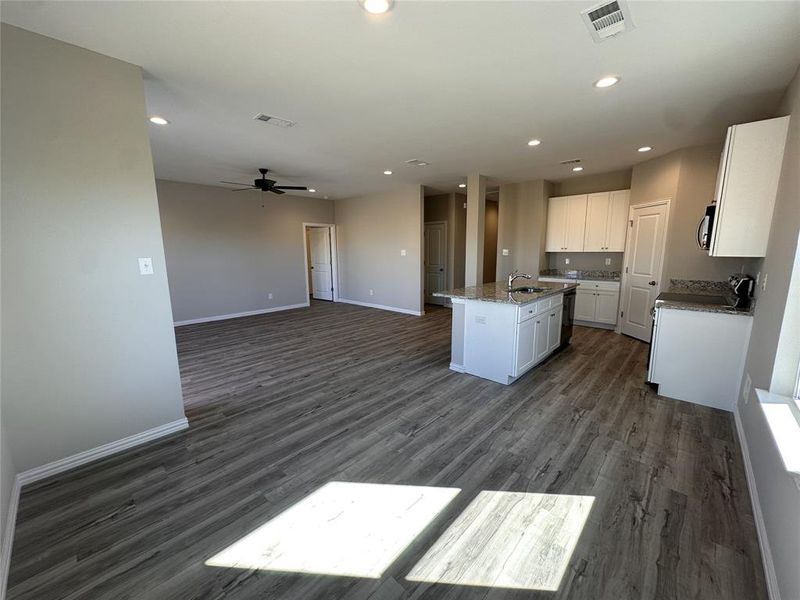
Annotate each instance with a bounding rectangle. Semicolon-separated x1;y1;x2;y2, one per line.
2;1;799;198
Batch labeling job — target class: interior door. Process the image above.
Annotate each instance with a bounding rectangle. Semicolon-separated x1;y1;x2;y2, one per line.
424;222;447;305
584;192;609;251
308;227;333;301
545;196;568;251
620;202;669;341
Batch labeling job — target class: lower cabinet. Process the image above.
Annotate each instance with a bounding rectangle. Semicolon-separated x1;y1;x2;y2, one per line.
541;277;620;328
515;318;537;374
516;305;562;375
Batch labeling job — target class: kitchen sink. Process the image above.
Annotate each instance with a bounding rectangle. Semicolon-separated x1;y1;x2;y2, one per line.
510;286;547;293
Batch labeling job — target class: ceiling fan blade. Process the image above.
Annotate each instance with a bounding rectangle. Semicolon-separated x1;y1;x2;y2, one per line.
273;186;308;191
220;181;252;186
232;187;258;192
270;188;286;195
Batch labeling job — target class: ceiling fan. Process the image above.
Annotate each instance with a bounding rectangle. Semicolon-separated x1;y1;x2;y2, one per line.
221;168;308;195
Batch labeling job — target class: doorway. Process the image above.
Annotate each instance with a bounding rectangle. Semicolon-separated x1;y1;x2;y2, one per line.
483;198;499;284
619;199;670;342
304;223;339;302
424;221;448;305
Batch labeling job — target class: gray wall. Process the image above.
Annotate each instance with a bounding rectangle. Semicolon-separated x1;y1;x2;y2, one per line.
0;24;185;482
335;186;424;313
497;180;550;279
551;169;632;196
737;66;800;600
157;180;334;322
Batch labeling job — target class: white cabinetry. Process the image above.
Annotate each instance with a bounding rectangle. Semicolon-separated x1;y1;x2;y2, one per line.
710;116;790;257
548;190;629;253
649;307;753;411
540;277;620;328
546;195;587;252
514;318;536;374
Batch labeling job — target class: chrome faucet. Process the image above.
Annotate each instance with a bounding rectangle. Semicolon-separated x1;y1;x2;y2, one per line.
507;270;533;290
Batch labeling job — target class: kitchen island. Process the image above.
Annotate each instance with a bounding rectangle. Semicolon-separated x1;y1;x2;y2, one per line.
434;281;578;385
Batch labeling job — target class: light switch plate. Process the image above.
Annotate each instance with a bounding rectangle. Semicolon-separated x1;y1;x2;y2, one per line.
743;373;752;403
565;258;570;265
502;249;509;256
400;249;407;256
138;257;154;275
605;258;611;266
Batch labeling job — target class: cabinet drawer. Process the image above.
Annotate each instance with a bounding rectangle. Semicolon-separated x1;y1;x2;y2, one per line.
518;302;539;322
578;280;620;292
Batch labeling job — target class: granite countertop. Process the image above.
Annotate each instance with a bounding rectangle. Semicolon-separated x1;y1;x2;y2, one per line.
538;269;621;282
434;281;579;305
655;279;755;316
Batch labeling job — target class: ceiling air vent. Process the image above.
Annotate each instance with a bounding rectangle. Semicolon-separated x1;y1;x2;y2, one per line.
405;159;429;166
253;113;296;128
559;159;582;166
581;0;634;43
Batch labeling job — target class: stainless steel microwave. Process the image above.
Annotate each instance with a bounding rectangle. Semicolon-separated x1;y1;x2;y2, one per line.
697;203;716;250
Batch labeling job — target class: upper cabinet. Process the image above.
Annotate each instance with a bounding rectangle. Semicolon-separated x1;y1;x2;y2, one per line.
584;190;630;252
547;190;629;253
545;195;587;252
710;116;790;257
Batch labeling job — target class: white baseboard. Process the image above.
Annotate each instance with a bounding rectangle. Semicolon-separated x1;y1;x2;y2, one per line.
16;418;189;486
449;362;466;373
174;303;310;326
338;298;423;316
0;417;188;599
734;407;781;600
0;477;21;600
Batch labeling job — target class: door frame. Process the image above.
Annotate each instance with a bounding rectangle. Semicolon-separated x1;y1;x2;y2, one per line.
302;223;339;304
618;198;671;336
424;220;448;305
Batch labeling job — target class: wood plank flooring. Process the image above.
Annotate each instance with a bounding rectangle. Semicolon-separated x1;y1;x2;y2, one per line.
7;301;767;600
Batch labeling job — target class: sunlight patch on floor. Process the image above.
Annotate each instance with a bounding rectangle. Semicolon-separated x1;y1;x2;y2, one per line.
406;491;594;591
205;481;460;578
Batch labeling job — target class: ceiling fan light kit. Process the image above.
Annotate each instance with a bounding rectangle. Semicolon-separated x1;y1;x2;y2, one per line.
221;168;309;195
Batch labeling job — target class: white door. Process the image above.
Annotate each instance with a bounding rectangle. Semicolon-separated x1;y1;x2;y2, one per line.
547;308;562;352
595;290;619;325
308;227;333;301
584;192;609;251
574;288;596;321
606;190;630;251
424;222;447;305
565;195;588;251
514;318;536;376
545;196;568;252
620;202;669;341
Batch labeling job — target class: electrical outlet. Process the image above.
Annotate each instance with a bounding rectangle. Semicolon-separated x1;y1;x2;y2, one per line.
400;249;407;256
743;373;752;403
605;258;611;266
502;249;509;256
755;272;760;286
565;258;570;265
369;289;374;296
463;202;467;208
138;257;154;275
268;293;273;300
761;273;768;292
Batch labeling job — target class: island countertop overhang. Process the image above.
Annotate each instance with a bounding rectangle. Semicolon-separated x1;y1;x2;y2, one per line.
433;281;578;305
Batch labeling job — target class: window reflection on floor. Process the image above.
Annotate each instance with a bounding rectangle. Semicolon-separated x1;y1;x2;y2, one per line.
205;481;461;578
406;491;594;591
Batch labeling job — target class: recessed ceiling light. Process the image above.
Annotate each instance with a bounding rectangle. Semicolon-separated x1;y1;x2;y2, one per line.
148;116;169;125
383;170;393;175
638;146;652;152
416;162;429;167
593;76;620;88
527;139;541;146
360;0;392;14
309;188;317;193
572;166;584;172
458;183;466;188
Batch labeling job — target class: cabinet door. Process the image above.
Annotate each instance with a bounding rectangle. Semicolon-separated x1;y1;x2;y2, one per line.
514;318;537;376
606;190;630;251
595;290;619;325
547;308;562;352
546;196;568;251
564;195;588;251
534;316;549;363
583;193;609;251
574;289;596;321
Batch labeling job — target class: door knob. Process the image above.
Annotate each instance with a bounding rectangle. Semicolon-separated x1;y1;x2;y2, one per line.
439;268;444;272
648;280;657;286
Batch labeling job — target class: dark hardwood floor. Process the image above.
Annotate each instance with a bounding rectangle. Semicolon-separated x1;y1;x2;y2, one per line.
7;301;767;599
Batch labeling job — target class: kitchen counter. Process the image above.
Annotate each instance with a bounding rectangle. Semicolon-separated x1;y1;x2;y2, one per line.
434;281;578;305
655;281;754;316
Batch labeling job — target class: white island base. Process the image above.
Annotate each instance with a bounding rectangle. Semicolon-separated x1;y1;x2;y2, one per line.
449;293;564;385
